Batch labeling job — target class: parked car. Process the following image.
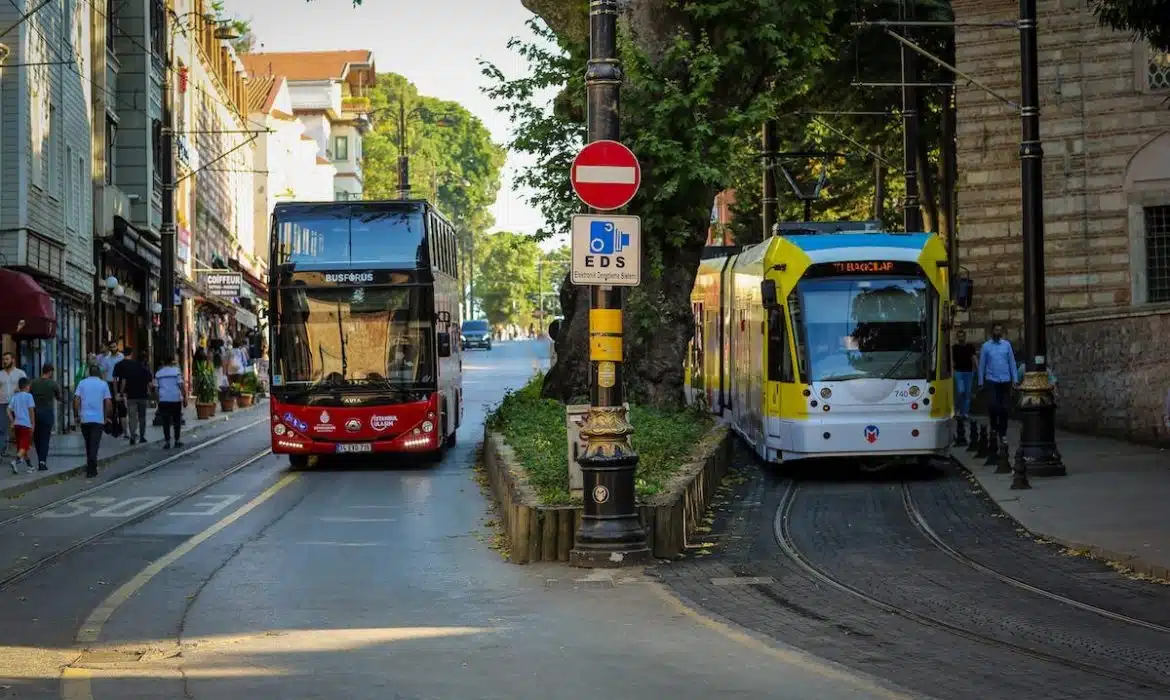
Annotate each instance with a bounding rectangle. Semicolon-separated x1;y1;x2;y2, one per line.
461;319;492;351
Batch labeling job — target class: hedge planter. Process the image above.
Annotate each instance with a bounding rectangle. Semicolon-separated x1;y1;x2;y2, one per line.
482;424;732;564
238;393;254;408
195;403;216;420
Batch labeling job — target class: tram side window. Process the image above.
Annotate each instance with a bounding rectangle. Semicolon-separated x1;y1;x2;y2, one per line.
767;309;794;382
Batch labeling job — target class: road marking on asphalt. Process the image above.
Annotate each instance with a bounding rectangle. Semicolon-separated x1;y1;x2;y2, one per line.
60;473;300;700
645;583;929;700
296;541;389;547
36;494;246;519
318;516;395;523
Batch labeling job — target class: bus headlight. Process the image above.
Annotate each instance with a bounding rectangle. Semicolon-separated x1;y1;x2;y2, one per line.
421;420;434;433
274;423;287;436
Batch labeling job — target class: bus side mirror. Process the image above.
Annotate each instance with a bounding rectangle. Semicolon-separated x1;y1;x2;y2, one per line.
437;332;453;358
761;279;778;307
955;277;974;310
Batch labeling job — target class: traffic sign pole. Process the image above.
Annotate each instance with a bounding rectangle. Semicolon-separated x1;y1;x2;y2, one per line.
570;0;650;568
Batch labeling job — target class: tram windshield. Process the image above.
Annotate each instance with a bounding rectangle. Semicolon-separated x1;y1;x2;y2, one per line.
793;276;934;382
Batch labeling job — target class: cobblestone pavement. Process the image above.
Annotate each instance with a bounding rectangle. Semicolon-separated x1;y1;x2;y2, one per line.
655;449;1170;700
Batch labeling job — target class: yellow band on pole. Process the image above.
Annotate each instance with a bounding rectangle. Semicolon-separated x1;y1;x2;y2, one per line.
591;335;622;362
589;308;623;335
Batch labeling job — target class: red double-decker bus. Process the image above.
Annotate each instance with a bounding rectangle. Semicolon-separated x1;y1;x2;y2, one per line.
267;199;462;467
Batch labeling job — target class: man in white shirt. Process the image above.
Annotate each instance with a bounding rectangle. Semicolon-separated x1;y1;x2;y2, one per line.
74;365;112;478
0;352;28;459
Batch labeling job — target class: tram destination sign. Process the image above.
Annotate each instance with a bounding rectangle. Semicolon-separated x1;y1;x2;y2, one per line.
203;271;242;297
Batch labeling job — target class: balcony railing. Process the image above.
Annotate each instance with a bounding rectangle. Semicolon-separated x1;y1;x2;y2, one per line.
341;96;371;114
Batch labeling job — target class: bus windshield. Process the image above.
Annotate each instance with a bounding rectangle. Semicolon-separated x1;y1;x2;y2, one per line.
273;203;427;270
275;286;434;387
795;276;934;382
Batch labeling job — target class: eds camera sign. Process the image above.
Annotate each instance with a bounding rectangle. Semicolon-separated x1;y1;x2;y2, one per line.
570;214;641;287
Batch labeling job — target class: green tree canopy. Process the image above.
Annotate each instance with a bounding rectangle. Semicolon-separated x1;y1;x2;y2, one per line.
1092;0;1170;52
473;231;541;326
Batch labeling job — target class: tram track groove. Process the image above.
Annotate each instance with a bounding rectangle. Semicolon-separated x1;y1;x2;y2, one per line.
0;448;272;591
0;417;266;530
900;482;1170;636
773;481;1170;695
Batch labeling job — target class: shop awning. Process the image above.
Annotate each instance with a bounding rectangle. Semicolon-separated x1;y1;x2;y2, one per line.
0;269;57;339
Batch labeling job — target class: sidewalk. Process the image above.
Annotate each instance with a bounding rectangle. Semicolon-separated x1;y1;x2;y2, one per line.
953;418;1170;581
0;399;269;499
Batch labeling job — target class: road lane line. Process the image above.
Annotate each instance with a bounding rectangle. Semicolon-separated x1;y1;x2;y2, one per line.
645;582;931;700
317;516;395;523
61;472;300;700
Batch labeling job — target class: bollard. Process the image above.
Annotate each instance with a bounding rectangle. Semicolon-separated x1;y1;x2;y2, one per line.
954;417;968;447
983;430;1000;466
1010;454;1032;489
967;422;983;453
973;423;990;458
995;437;1012;473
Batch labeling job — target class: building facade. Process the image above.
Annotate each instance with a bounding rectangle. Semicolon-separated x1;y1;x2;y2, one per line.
953;0;1170;441
247;74;336;269
240;50;375;201
0;0;96;429
171;0;260;375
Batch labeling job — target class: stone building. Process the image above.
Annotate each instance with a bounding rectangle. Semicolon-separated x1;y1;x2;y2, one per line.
953;0;1170;442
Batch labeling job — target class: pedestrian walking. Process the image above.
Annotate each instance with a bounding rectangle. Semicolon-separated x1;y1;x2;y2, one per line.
114;348;153;445
951;329;978;445
7;377;35;474
74;365;113;478
29;364;61;471
154;355;186;449
977;323;1019;446
0;351;28;460
96;341;124;436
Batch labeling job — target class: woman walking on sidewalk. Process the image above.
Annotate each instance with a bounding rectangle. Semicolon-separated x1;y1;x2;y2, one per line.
154;356;186;449
74;365;112;478
29;364;61;471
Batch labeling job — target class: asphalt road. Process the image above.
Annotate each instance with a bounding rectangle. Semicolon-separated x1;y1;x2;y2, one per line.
0;340;915;700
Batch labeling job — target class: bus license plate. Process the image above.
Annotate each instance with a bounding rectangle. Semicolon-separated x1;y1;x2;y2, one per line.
336;443;373;454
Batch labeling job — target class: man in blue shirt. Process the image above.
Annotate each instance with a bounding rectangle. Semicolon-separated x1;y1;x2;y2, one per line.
978;323;1019;441
73;365;112;478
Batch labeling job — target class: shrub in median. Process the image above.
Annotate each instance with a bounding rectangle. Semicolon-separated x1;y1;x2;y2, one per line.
486;374;714;505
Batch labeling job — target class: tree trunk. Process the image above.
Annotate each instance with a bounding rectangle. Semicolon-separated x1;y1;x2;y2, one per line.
543;217;713;409
938;84;958;257
914;99;939;233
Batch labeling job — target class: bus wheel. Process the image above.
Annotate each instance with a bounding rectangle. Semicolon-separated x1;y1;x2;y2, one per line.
445;428;457;448
289;454;309;470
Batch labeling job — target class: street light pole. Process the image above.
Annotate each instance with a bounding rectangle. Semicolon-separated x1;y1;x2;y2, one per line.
397;99;410;199
159;8;177;365
570;0;650;568
1014;0;1063;483
762;120;778;233
900;0;923;233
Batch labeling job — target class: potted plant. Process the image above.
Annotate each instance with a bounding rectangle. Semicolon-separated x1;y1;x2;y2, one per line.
194;362;217;419
237;372;260;408
220;382;238;412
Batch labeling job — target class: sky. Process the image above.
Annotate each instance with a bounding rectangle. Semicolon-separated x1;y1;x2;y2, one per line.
224;0;565;250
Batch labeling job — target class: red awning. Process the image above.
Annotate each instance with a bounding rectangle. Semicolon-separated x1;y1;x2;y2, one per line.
0;269;57;339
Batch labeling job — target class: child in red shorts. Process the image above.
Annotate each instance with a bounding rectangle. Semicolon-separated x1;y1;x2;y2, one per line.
7;377;36;474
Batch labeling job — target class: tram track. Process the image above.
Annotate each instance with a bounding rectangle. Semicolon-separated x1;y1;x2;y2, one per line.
774;481;1170;695
0;416;266;530
900;482;1170;636
0;448;273;592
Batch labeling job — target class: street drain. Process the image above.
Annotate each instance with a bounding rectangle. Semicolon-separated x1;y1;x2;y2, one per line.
76;649;145;664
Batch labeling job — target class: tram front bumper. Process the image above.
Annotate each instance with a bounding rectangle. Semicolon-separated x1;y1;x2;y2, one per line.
770;415;951;461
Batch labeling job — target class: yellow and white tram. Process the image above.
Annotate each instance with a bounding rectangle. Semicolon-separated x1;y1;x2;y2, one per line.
685;229;954;466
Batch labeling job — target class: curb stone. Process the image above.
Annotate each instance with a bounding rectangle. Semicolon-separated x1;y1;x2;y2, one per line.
0;400;269;500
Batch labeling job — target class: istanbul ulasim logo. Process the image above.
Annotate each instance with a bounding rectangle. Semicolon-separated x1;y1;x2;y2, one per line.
319;411;331;424
864;425;880;444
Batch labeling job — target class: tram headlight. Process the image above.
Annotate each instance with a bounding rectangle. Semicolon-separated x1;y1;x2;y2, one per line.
421;420;434;433
819;387;832;399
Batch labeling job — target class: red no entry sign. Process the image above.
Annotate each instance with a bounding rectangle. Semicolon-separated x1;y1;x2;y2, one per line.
570;140;641;211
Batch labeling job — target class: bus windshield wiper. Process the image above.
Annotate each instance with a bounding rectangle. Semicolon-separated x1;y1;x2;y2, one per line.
336;300;348;380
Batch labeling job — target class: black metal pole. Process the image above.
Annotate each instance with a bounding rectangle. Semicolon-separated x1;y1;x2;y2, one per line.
874;146;885;222
570;0;650;568
900;0;922;233
762;120;778;236
1013;0;1063;482
942;85;959;282
397;100;410;199
159;10;176;364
